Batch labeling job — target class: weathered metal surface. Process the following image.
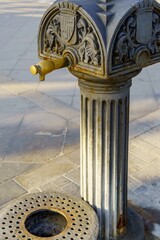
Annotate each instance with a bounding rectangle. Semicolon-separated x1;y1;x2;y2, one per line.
79;78;131;239
110;0;160;76
36;0;160;81
30;57;70;80
30;0;160;239
38;1;105;78
118;208;144;240
0;192;99;240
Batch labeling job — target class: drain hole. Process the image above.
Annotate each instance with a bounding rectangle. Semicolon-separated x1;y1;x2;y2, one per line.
25;210;67;237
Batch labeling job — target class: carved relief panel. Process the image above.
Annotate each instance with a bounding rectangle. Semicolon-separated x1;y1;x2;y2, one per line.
39;2;104;77
109;0;160;75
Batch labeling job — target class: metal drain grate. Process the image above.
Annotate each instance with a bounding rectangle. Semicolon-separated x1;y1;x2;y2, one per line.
0;192;98;240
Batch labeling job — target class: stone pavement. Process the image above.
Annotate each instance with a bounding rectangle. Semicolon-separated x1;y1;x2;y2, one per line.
0;0;160;239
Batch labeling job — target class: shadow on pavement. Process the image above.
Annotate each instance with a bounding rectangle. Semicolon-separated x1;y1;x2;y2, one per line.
129;202;160;240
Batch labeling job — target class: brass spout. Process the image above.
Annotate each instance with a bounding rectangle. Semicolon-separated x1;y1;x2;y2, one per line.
30;57;70;81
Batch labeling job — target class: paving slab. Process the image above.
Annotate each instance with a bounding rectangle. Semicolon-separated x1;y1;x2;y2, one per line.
147;64;160;105
131;69;159;121
4;130;65;163
0;180;26;207
2;106;67;163
22;91;79;120
129;109;160;139
40;176;71;193
0;162;42;184
62;181;80;198
15;155;77;191
65;167;80;186
2;81;39;95
139;124;160;149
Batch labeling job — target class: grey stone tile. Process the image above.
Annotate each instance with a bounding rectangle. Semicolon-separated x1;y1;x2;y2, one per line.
0;59;18;70
0;162;41;184
141;109;160;129
64;123;80;155
0;180;26;207
2;81;39;95
66;147;80;165
52;176;71;188
15;156;76;191
62;182;80;198
72;96;80;110
133;68;149;82
3;43;30;54
0;49;25;60
0;87;30;114
54;96;73;107
11;34;36;45
40;181;61;193
131;170;154;182
0;91;31;160
130;131;160;164
131;68;159;118
69;115;80;128
0;114;23;133
128;155;140;175
0;73;12;83
147;62;160;72
147;65;160;105
9;69;39;82
139;124;160;149
128;179;160;210
128;176;143;192
40;176;70;193
0;132;15;162
43;68;77;83
129;109;160;139
1;107;67;163
19;106;67;133
129;118;150;139
21;51;38;60
38;80;76;97
0;70;11;76
22;91;79;120
4;130;64;163
14;58;39;70
130;78;158;122
65;168;80;186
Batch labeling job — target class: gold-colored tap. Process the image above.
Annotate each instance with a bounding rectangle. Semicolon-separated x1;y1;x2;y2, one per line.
30;57;70;81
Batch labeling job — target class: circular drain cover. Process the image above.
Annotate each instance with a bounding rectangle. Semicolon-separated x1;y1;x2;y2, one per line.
0;192;98;240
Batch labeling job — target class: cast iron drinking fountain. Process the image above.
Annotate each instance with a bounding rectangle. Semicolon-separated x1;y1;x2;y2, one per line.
1;0;160;239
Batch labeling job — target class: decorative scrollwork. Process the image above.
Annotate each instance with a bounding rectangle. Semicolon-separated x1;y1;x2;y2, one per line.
77;18;101;66
148;12;160;53
45;14;65;55
114;17;137;64
113;4;160;67
44;4;101;66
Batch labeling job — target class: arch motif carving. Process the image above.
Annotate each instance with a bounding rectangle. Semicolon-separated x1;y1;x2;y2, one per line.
109;0;160;74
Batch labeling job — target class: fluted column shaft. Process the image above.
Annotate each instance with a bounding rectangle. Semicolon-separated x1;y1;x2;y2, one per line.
79;78;131;239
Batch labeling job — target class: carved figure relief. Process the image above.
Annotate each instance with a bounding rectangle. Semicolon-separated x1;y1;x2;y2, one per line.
112;0;160;69
44;3;101;66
